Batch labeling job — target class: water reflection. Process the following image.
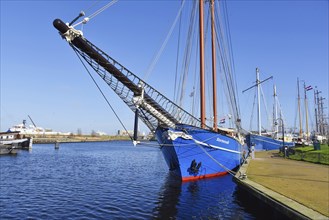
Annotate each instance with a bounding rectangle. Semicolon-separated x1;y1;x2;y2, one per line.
187;181;199;194
153;174;181;219
153;174;291;219
232;187;291;220
153;174;250;219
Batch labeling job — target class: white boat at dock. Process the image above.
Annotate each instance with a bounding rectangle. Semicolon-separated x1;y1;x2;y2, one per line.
8;119;70;136
0;131;33;150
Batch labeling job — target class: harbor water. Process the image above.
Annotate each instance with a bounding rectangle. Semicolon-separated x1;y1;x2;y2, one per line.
0;141;285;219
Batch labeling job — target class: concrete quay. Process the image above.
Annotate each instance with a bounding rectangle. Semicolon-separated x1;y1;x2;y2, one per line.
234;150;329;219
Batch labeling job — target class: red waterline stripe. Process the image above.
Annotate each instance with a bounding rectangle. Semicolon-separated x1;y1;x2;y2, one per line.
182;171;228;182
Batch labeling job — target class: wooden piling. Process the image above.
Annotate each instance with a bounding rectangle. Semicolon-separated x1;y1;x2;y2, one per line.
55;141;59;149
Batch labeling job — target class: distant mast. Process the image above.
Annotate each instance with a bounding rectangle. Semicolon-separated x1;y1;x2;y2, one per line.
210;0;217;131
199;0;206;128
297;78;303;138
304;82;309;140
273;85;278;136
256;68;261;135
242;68;272;136
314;87;318;134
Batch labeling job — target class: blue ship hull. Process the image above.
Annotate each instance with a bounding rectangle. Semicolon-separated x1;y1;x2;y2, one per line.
246;134;295;151
155;124;242;181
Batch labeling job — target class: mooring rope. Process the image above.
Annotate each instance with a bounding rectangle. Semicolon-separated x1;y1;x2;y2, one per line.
182;129;239;177
194;140;237;176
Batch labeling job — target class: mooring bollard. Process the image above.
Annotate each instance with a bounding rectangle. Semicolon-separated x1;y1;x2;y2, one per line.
251;145;255;159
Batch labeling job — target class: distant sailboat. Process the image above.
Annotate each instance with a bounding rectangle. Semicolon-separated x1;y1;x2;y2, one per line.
53;0;243;181
244;68;294;151
294;78;313;146
313;87;329;143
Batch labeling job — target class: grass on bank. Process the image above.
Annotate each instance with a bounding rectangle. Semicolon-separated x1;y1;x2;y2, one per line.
288;144;329;165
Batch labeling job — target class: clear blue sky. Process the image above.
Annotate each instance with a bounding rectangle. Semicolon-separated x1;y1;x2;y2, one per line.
1;0;328;135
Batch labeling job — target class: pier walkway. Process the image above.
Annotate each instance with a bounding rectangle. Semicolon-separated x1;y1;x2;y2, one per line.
235;150;329;219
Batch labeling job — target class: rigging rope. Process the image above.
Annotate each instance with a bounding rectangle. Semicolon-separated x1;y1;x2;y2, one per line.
84;1;102;14
276;94;288;130
173;0;184;102
72;46;134;142
177;0;198;107
260;85;271;130
214;4;240;129
250;90;257;131
72;0;119;28
144;0;186;81
196;142;237;176
182;129;240;177
191;48;199;117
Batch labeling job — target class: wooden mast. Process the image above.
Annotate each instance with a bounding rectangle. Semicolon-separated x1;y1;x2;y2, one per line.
210;0;217;130
199;0;206;128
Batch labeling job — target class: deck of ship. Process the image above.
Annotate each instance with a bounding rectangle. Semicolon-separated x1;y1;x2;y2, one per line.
234;150;329;219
